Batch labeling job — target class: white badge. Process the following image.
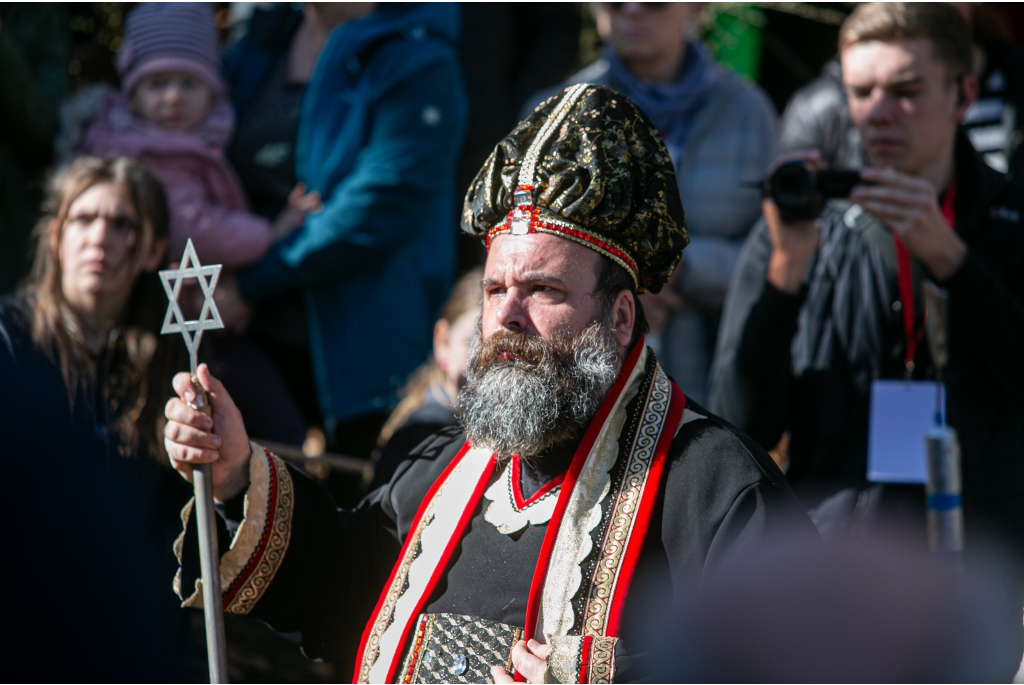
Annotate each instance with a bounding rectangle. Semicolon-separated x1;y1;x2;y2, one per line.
867;379;945;484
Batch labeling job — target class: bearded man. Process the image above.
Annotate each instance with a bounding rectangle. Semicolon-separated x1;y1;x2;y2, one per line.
164;85;812;684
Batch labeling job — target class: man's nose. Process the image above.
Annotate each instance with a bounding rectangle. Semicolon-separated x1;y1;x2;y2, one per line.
867;89;895;124
494;291;531;333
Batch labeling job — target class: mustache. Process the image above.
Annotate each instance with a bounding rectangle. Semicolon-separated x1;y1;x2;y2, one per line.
471;329;579;371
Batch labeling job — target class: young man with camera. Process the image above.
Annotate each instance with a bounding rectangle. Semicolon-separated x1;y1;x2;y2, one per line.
710;3;1024;562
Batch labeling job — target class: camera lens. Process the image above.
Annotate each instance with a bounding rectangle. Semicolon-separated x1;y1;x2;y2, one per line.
771;162;816;209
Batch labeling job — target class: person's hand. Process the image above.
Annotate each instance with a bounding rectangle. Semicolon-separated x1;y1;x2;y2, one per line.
490;639;552;684
272;183;322;240
851;166;967;281
214;273;253;334
164;364;252;501
764;150;823;294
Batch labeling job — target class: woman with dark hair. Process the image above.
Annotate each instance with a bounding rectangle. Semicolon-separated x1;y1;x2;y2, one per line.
14;156;171;451
0;155;197;680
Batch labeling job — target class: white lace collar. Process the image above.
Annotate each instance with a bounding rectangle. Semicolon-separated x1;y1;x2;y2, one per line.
483;456;564;535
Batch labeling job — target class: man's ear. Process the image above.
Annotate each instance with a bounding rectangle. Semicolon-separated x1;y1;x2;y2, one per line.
612;290;635;348
956;74;980;122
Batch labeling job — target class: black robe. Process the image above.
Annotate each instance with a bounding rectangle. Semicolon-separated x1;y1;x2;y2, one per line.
0;296;197;680
180;359;814;682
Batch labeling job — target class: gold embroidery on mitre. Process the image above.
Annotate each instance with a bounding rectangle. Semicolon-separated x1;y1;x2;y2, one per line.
517;83;589;196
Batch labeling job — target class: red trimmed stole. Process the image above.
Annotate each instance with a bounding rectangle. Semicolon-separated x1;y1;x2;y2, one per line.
354;340;684;683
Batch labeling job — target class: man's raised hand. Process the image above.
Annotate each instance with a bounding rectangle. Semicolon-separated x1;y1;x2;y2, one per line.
764;150;823;294
164;363;252;501
851;166;967;280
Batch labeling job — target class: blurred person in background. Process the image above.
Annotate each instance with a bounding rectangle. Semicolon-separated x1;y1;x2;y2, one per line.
68;2;314;447
524;2;776;405
780;3;1024;178
223;2;328;431
710;4;1024;588
219;3;468;478
0;4;69;294
369;266;482;489
77;3;319;277
0;156;197;680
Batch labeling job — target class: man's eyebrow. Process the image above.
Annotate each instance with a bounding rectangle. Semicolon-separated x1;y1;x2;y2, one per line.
523;272;568;286
847;73;925;89
884;72;926;87
480;273;568;287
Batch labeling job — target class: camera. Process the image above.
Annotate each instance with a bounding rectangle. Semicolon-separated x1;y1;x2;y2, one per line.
763;161;863;222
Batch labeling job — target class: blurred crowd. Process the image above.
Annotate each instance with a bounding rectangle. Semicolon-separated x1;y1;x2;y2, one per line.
1;2;1023;682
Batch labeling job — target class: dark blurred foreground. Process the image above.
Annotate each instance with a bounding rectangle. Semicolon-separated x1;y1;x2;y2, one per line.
647;530;1023;683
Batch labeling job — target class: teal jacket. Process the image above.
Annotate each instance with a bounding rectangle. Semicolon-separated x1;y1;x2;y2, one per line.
231;4;468;425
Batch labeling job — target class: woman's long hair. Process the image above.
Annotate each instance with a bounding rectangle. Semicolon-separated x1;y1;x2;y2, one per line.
21;156;171;457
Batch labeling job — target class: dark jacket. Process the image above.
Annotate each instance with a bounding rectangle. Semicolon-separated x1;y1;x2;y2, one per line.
228;4;469;425
709;133;1024;552
778;58;863;170
0;297;195;679
369;388;456;490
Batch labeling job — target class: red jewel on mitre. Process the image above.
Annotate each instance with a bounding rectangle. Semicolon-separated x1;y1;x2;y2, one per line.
486;185;641;290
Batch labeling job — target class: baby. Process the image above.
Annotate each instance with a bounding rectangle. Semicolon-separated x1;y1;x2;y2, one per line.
80;2;318;269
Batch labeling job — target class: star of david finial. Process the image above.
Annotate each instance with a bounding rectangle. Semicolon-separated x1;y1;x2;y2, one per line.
160;239;223;374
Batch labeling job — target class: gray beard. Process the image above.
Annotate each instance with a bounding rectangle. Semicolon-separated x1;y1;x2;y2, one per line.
456;321;621;464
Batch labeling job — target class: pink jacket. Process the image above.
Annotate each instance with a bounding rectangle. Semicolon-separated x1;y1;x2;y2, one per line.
81;94;272;268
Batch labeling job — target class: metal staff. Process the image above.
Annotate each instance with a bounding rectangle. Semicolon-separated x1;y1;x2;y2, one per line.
160;239;229;683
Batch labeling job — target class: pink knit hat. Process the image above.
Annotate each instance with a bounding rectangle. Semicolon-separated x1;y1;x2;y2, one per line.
117;3;226;97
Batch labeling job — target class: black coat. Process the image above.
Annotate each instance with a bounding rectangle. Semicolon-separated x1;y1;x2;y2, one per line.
0;297;195;680
709;133;1024;555
182;392;814;681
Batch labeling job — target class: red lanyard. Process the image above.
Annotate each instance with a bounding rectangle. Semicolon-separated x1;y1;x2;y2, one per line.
891;180;957;374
